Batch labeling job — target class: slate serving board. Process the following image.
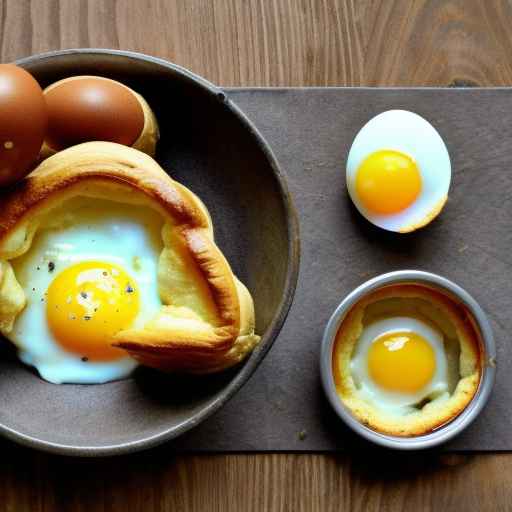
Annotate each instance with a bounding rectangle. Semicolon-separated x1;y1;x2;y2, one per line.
171;88;512;451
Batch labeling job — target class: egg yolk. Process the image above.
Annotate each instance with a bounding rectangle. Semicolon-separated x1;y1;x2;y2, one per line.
367;331;435;393
46;261;139;361
355;149;422;214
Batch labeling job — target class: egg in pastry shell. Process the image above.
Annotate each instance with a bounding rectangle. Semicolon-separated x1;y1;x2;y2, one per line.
0;141;260;379
332;284;481;436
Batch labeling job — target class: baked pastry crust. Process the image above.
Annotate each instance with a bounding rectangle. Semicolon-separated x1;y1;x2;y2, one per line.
0;141;259;373
332;284;481;436
39;76;159;160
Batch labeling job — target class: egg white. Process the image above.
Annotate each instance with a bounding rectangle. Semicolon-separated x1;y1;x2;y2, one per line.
9;199;163;384
350;317;448;413
346;110;451;232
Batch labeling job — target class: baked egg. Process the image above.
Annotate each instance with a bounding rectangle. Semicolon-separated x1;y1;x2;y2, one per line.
8;199;163;384
0;142;260;385
333;284;481;436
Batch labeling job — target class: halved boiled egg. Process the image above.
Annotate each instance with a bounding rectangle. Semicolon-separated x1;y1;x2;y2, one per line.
346;110;451;232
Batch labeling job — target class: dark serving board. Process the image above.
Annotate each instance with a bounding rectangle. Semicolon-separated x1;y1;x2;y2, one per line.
171;88;512;451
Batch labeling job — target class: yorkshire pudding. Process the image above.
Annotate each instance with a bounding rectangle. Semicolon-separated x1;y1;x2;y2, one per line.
0;141;260;373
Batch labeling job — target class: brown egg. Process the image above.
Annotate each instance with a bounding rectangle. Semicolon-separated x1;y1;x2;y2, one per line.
44;76;145;151
0;64;47;186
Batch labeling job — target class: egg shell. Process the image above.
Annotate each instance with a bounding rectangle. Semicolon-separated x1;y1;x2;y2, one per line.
44;76;145;150
0;64;47;186
346;110;451;232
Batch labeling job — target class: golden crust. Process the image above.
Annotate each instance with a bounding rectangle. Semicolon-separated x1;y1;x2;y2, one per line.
0;141;260;373
39;76;159;160
332;284;481;436
0;261;26;333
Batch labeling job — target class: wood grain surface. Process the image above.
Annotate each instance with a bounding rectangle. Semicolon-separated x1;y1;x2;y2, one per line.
1;0;512;511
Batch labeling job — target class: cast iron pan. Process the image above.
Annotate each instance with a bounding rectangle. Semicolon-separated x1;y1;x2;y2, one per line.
0;49;299;456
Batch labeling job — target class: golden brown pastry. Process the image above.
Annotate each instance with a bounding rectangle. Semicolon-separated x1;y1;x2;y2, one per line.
333;285;481;436
0;141;260;373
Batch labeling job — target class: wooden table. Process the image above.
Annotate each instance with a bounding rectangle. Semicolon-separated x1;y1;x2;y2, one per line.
1;1;511;510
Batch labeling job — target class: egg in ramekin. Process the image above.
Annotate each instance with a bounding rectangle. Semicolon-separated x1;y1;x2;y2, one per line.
332;284;482;436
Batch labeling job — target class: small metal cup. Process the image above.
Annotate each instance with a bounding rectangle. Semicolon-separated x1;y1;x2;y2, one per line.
320;270;496;450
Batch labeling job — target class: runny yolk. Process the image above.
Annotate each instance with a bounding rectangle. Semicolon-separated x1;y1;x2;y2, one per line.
46;261;139;361
355;149;422;215
367;331;436;393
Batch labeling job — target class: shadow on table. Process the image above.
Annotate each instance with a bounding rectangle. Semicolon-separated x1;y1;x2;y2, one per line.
315;379;476;481
133;365;239;405
345;195;442;261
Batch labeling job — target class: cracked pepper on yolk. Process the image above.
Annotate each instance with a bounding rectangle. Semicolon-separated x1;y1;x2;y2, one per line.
46;261;139;361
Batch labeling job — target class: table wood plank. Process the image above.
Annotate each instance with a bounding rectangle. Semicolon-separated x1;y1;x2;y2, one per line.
1;0;511;510
3;0;512;87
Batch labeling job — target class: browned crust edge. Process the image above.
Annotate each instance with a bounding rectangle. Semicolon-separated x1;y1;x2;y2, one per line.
0;144;243;358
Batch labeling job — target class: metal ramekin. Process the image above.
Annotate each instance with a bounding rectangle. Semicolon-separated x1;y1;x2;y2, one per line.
320;270;496;450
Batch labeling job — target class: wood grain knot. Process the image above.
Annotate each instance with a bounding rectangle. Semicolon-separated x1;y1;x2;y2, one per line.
448;79;479;88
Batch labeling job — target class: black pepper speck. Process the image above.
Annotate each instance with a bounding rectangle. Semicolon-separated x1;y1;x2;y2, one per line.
48;262;55;272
